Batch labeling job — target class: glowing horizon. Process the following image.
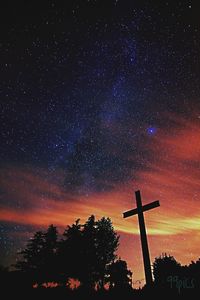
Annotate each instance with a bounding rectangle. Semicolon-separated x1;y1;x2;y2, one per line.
1;112;200;285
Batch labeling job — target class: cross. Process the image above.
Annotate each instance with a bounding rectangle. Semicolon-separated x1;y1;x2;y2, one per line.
123;190;160;286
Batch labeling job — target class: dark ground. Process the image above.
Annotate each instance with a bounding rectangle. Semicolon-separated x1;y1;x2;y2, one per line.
2;286;199;300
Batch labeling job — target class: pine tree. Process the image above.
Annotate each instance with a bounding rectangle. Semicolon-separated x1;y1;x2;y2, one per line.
42;225;58;283
15;231;45;286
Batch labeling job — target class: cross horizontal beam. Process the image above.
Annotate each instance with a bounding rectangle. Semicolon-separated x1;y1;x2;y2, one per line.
123;200;160;218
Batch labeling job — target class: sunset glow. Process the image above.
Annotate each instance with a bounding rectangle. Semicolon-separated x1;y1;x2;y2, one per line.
1;113;200;283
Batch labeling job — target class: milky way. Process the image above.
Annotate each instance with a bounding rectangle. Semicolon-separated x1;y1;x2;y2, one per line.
0;0;200;285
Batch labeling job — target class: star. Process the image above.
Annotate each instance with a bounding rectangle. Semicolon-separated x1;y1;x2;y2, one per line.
147;127;157;136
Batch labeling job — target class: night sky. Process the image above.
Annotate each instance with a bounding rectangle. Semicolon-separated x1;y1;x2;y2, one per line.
0;0;200;286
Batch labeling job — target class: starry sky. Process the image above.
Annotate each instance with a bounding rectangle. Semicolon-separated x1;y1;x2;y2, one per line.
0;0;200;286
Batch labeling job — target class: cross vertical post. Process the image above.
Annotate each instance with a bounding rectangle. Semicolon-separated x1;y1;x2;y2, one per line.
123;190;160;287
135;190;153;286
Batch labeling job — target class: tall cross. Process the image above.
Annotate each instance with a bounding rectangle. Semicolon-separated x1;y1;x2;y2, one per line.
123;190;160;286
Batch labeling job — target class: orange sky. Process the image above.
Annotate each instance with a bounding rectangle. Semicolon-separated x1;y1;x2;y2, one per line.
1;113;200;286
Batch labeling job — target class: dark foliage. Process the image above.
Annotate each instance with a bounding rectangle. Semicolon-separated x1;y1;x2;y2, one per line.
153;253;200;293
15;225;58;287
14;215;122;290
107;259;132;290
2;222;200;299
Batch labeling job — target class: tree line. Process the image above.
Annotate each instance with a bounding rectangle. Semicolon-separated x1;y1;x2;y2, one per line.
1;215;200;296
153;253;200;291
14;215;132;290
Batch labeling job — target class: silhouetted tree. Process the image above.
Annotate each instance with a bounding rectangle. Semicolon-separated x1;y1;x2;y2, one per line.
15;231;45;286
15;225;58;287
188;258;200;288
57;219;82;286
95;217;119;289
153;254;181;288
42;225;58;283
152;254;200;294
14;216;122;290
57;215;119;289
107;259;132;290
80;215;97;289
